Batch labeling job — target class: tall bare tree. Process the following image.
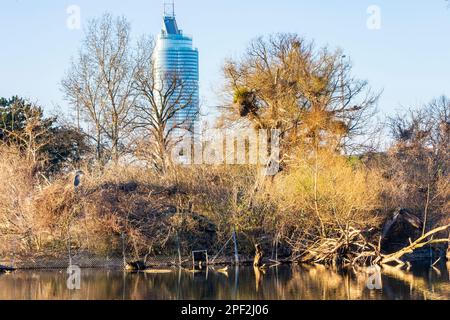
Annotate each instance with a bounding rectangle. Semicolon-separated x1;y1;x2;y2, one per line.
221;34;380;237
387;96;449;233
222;33;379;164
62;53;105;162
132;37;197;173
62;13;136;164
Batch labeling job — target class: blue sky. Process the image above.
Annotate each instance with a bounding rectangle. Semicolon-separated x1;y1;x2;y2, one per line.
1;0;449;121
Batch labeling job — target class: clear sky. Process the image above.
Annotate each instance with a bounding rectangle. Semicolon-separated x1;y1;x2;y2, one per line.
1;0;449;121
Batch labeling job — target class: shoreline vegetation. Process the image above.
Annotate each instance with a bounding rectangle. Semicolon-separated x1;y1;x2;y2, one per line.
0;14;449;272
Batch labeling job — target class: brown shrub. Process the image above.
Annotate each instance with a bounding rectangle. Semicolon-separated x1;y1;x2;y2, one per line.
0;146;37;255
263;151;384;256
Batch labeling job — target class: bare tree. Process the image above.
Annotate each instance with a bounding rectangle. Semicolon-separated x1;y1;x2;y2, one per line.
62;53;105;162
222;33;380;163
62;13;136;164
132;37;198;173
221;33;380;243
387;96;450;233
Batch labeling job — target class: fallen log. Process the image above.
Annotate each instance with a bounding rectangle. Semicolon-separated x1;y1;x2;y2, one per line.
379;224;450;266
295;223;449;268
299;227;378;266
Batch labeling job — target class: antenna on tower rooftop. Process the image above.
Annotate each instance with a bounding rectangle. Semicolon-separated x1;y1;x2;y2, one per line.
164;1;175;17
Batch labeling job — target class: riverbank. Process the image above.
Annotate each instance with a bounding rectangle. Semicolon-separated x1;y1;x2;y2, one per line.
0;255;256;270
2;246;448;271
1;146;448;269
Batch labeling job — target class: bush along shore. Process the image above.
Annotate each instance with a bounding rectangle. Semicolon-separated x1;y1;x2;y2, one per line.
0;19;448;270
0;152;448;271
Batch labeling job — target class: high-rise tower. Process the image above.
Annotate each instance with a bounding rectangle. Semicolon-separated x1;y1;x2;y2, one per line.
154;3;199;129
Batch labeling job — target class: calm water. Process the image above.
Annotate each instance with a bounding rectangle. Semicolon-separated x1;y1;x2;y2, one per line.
1;264;449;300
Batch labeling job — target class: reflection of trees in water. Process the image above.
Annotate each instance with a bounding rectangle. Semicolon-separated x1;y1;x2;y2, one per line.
0;265;449;300
281;265;372;300
381;265;450;300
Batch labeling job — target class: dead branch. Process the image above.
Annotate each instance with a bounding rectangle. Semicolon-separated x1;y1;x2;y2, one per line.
379;224;450;265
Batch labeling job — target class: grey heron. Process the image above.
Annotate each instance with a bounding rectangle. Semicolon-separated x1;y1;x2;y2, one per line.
74;170;84;192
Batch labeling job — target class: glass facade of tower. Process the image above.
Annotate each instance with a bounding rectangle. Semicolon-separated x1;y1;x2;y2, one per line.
154;15;199;129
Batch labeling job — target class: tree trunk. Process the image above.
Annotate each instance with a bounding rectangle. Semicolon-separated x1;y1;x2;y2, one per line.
254;244;264;268
447;232;450;261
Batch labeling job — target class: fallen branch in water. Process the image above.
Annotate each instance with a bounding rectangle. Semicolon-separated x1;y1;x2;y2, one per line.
296;224;450;268
351;224;450;267
298;227;378;266
378;224;450;266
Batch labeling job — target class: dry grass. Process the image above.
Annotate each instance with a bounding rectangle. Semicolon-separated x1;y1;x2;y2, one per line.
0;150;257;259
0;146;37;255
0;142;446;265
28;165;226;258
256;150;384;260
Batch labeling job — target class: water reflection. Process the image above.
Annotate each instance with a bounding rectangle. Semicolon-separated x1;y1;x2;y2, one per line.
0;264;449;300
